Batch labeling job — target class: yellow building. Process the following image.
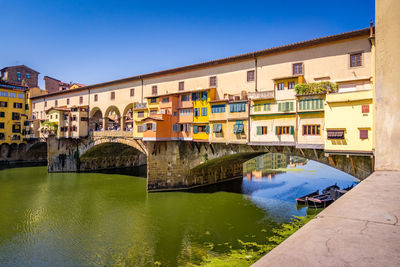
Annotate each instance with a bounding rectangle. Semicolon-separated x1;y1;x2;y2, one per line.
132;102;149;138
227;100;248;144
0;82;30;144
209;99;228;143
324;89;373;155
192;88;215;141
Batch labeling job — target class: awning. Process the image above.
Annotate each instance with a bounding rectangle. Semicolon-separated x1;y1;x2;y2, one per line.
327;130;344;139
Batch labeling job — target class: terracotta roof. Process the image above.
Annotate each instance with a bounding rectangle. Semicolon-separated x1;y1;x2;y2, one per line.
141;116;164;122
31;27;370;100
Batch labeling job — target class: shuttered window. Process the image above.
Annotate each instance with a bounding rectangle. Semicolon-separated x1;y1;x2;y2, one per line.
299;99;323;110
256;126;267;135
303;125;321;135
276;126;294;135
278;102;294;112
360;130;368;139
327;130;345;140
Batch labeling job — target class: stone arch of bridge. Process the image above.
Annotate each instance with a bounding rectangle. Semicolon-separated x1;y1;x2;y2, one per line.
79;138;147;171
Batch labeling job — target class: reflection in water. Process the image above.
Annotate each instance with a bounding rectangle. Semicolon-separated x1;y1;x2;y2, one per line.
0;155;358;266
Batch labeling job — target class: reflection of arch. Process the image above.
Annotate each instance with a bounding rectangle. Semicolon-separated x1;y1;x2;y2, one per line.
104;106;121;131
89;107;103;131
122;103;134;132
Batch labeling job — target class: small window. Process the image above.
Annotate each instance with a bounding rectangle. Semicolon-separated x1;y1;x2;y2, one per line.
181;94;190;101
247;70;255;82
138;111;144;118
67;98;70;105
276;126;293;135
25;104;29;110
194;108;200;117
13;103;23;109
362;105;369;113
94;94;98;102
288;82;295;89
173;111;178;116
350;53;362;67
17;72;21;82
150;110;157;115
152;85;158;95
130;89;135;97
360;129;368;139
55;100;58;107
0;123;4;129
0;112;4;117
79;96;83;104
12;112;20;120
44;101;47;107
201;107;207;116
179;81;184;91
110;92;115;100
303;125;321;136
209;76;217;87
26;73;31;79
293;63;303;75
256;126;268;135
162;97;169;103
0;101;7;107
276;82;284;91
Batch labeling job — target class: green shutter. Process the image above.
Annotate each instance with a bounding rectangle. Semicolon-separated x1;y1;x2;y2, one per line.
275;126;279;135
289;102;294;111
278;103;282;111
257;126;262;135
311;99;316;110
290;126;295;135
318;99;323;109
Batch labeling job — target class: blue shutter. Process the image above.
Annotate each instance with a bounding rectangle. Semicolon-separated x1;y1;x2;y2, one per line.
205;125;209;134
193;125;198;134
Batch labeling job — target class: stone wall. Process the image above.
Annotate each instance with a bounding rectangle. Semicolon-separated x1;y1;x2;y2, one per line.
0;140;47;169
147;141;374;192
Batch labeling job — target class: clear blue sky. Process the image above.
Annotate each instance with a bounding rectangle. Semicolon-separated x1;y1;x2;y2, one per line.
1;0;375;88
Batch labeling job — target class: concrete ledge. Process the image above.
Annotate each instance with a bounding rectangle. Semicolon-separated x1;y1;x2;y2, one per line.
253;171;400;267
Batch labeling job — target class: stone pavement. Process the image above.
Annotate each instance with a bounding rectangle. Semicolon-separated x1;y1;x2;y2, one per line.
253;171;400;267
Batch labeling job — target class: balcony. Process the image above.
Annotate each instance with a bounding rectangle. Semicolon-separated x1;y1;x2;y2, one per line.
134;102;147;109
248;91;275;100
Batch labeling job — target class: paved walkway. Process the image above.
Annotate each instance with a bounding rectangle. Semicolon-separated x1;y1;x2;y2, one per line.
253;171;400;267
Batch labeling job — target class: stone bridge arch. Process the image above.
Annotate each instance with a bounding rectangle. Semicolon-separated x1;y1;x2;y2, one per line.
146;141;373;192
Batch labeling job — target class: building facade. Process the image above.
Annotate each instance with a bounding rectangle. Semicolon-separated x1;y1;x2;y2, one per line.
30;27;375;157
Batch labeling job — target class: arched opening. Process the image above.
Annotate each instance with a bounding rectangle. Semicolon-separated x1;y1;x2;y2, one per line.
79;142;147;175
25;142;47;161
122;104;134;132
104;106;121;131
89;107;103;132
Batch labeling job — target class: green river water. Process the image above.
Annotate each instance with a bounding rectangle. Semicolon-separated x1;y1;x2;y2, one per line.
0;155;358;266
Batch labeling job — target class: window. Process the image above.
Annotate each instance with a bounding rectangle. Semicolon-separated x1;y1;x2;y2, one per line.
276;82;284;90
276;126;294;135
303;125;321;135
230;102;246;112
0;133;4;140
193;125;209;134
288;82;295;89
173;111;178;116
138;111;144;118
194;108;200;117
360;129;368;139
17;93;24;99
80;117;88;122
25;104;29;110
17;72;21;82
350;53;362;67
211;104;225;113
278;102;294;112
94;95;98;102
233;121;244;134
209;76;217;87
71;116;77;121
263;103;271;111
179;81;184;91
26;73;31;79
44;101;47;107
191;92;200;101
298;99;323;110
137;125;144;133
256;126;268;135
327;130;345;140
11;135;20;140
181;94;190;101
55;100;58;107
12;112;20;120
79;96;83;104
152;85;158;95
12;124;21;133
293;63;303;75
162;97;169;103
66;98;70;105
0;112;4;117
150;97;157;103
180;108;191;115
13;103;23;109
150;110;157;115
212;124;223;133
247;70;255;82
0;101;7;108
130;88;135;97
0;91;7;97
55;114;58;119
201;91;207;100
362;105;369;113
201;107;207;116
172;124;180;132
0;123;4;129
9;92;16;98
110;92;115;100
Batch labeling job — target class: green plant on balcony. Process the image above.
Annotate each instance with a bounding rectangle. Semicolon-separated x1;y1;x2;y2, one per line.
294;81;338;95
41;121;58;134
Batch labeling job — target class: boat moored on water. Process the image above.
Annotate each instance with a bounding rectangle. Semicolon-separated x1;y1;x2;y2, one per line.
296;190;319;206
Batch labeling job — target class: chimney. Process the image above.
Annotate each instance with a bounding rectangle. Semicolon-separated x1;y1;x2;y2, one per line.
369;20;374;37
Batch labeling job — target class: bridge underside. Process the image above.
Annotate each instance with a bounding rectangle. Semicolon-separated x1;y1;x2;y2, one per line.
46;136;373;192
146;141;373;192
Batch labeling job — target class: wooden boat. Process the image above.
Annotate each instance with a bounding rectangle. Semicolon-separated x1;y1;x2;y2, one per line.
296;190;319;205
306;194;334;208
322;184;340;194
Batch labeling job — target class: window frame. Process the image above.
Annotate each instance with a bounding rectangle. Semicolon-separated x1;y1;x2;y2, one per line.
209;76;217;87
247;70;255;82
152;85;158;95
292;62;304;75
178;81;184;91
350;52;363;68
302;124;321;136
